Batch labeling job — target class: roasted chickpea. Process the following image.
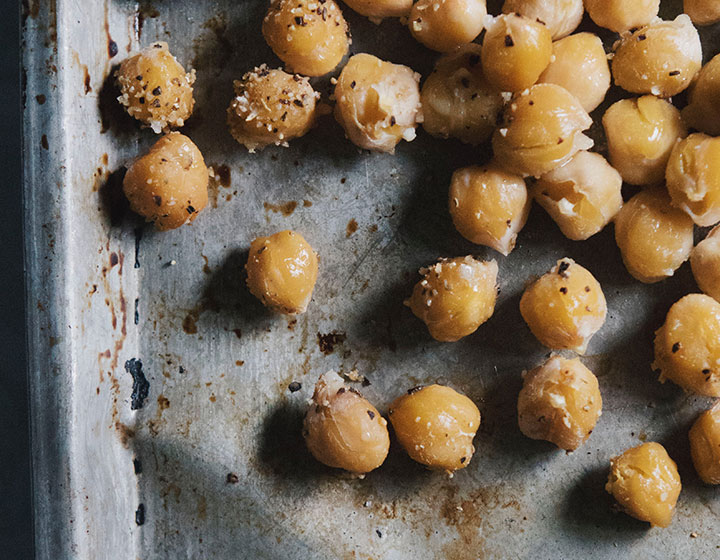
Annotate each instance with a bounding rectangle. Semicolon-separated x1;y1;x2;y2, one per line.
611;15;702;98
389;385;480;473
409;0;487;53
689;402;720;484
683;55;720;136
614;189;694;284
502;0;583;40
405;257;498;342
481;13;552;93
123;133;208;231
585;0;659;33
343;0;412;19
691;226;720;302
602;96;687;186
303;372;390;474
262;0;349;77
449;164;530;255
421;45;503;145
492;84;593;178
246;230;318;315
115;42;195;133
518;356;602;451
653;294;720;397
334;54;421;153
606;442;681;528
226;66;319;152
685;0;720;26
519;258;607;354
666;134;720;227
537;32;611;113
533;151;623;241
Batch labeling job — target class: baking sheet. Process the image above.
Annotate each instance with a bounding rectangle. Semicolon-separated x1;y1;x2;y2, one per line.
22;0;720;558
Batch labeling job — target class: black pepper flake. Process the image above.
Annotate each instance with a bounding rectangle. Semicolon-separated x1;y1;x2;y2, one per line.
390;116;396;126
138;97;145;104
294;16;306;26
361;377;371;387
135;504;145;526
348;388;362;396
669;70;680;76
337;387;346;394
288;381;302;392
136;75;143;81
152;86;162;96
292;74;301;82
471;93;478;100
153;195;162;206
560;287;568;294
505;35;514;47
319;7;327;20
529;100;534;105
557;261;570;277
506;219;512;226
460;457;466;463
151;99;160;107
461;77;470;88
703;368;711;375
226;473;239;484
637;34;647;41
469;54;480;66
672;342;681;353
557;137;564;144
293;99;304;107
407;385;424;395
187;205;196;214
350;80;356;89
281;112;288;121
376;530;382;538
584;286;590;292
367;410;375;420
178;366;185;374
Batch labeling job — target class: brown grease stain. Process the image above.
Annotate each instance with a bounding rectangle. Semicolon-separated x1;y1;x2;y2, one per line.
114;422;135;448
201;254;211;275
346;218;358;238
83;66;91;94
303;199;312;207
157;394;170;410
182;312;199;334
317;331;347;355
264;201;298;217
41;135;48;150
36;94;46;104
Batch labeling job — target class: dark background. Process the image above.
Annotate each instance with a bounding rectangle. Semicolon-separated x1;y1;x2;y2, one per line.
0;0;33;557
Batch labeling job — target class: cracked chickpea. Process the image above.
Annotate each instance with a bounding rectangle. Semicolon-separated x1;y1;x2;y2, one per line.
689;402;720;484
691;226;720;302
409;0;487;53
343;0;412;20
683;55;720;136
585;0;658;32
520;258;607;354
502;0;583;40
389;385;480;473
303;372;389;474
685;0;720;25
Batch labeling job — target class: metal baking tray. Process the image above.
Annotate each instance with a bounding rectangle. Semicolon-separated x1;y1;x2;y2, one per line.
23;1;719;558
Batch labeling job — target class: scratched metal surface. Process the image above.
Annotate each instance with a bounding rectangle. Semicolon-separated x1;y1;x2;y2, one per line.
23;0;720;558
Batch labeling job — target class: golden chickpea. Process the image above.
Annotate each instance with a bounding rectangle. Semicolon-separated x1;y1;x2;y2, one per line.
389;385;480;473
481;13;552;93
421;45;504;145
614;189;694;284
684;0;720;26
502;0;583;40
518;356;602;451
537;32;611;113
605;442;681;528
262;0;349;77
343;0;412;19
409;0;487;53
519;258;607;354
683;55;720;136
115;42;195;133
303;372;390;474
246;230;318;315
585;0;659;33
334;54;421;153
653;294;720;397
226;66;319;152
611;15;702;98
448;164;530;255
123;133;208;231
602;96;687;186
405;257;498;342
691;226;720;302
533;151;623;241
492;84;593;178
689;402;720;484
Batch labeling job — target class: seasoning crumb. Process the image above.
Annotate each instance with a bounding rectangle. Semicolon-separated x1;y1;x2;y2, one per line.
288;381;302;392
226;472;239;484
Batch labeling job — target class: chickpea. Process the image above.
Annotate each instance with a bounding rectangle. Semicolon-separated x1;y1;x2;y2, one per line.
585;0;659;33
611;15;702;99
262;0;349;77
421;44;504;145
684;0;720;26
602;96;687;186
334;54;421;153
689;402;720;484
614;189;694;284
122;133;208;231
405;257;498;342
115;42;195;133
303;372;390;474
389;385;480;473
409;0;487;53
533;151;623;241
226;65;319;152
519;258;607;354
518;356;602;451
537;32;611;113
502;0;583;40
246;230;318;315
653;294;720;397
448;163;530;255
683;55;720;136
691;226;720;302
481;13;552;93
605;442;681;528
343;0;412;20
492;84;593;178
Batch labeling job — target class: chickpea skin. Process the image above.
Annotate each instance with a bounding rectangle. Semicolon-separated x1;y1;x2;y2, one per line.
602;96;687;186
502;0;584;40
262;0;349;77
389;385;480;473
409;0;487;53
122;132;208;231
683;55;720;136
246;230;318;315
653;294;720;397
585;0;659;33
519;258;607;354
518;356;602;451
303;372;390;474
406;257;498;342
684;0;720;26
533;151;623;241
689;402;720;484
691;226;720;302
342;0;413;20
449;163;530;255
606;442;681;528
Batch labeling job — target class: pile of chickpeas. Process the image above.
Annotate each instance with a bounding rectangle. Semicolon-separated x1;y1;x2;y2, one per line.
110;0;720;530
